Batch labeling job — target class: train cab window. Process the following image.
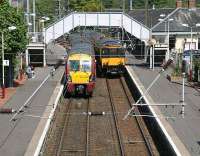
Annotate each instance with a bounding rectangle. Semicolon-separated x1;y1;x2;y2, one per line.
109;48;117;57
102;48;110;57
81;60;91;72
69;60;80;71
102;48;125;57
117;48;125;57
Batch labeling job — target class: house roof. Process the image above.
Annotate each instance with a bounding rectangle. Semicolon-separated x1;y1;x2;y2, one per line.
152;8;200;33
128;8;175;28
128;8;200;33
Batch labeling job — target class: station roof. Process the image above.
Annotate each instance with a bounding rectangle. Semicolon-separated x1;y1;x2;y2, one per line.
128;8;200;34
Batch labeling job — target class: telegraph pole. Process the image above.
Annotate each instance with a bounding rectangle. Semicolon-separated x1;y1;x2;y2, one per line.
64;0;70;13
33;0;36;34
145;0;148;26
55;0;61;19
122;0;125;43
27;0;30;33
130;0;133;10
58;0;61;19
123;0;125;12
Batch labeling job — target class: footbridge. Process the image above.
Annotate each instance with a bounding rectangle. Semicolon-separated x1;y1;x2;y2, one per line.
27;12;151;67
44;12;151;44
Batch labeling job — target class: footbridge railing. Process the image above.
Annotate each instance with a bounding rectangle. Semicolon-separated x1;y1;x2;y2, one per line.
44;12;151;44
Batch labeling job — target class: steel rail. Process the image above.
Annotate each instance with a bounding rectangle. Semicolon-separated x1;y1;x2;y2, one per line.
85;98;90;156
56;99;72;156
106;78;126;156
119;77;154;156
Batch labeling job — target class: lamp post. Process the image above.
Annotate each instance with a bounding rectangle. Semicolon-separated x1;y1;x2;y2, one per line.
26;0;30;33
158;18;167;33
182;23;200;81
39;17;50;67
32;0;36;34
158;16;173;61
167;18;173;61
159;14;167;36
1;26;16;98
39;16;50;32
25;12;35;36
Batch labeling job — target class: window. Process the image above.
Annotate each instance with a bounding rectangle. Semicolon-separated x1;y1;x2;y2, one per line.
102;48;109;56
117;48;125;56
81;60;91;72
102;48;125;57
69;60;80;71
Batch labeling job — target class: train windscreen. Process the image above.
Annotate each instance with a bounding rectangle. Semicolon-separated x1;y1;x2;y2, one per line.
69;60;80;71
69;60;91;72
80;60;91;72
102;48;125;57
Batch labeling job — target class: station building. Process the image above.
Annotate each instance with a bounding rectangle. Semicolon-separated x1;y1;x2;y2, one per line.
128;0;200;56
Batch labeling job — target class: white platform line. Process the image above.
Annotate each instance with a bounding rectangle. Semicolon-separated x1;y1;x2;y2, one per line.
125;66;190;156
33;85;64;156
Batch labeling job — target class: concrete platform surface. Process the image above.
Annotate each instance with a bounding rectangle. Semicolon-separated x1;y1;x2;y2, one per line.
127;56;200;156
0;66;64;156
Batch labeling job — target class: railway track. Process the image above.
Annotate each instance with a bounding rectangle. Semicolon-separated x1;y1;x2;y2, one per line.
42;77;158;156
106;76;156;156
106;78;126;156
56;98;90;156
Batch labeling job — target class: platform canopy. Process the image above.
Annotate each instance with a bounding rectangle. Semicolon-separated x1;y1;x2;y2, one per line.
44;12;151;44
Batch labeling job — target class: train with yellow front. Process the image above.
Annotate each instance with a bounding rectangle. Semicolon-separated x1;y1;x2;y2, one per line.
95;38;126;75
64;33;96;96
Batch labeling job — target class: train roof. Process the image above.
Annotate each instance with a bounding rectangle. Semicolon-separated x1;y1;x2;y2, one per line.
68;32;94;56
69;42;94;54
96;38;122;47
69;33;91;45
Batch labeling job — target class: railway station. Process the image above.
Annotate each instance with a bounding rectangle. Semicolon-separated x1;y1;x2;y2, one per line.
1;0;200;156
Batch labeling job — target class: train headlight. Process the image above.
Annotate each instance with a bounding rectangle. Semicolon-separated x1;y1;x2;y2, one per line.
89;74;95;82
67;74;72;82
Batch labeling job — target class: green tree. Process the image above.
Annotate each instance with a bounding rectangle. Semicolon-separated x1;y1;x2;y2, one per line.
0;0;27;85
36;0;55;21
83;0;103;11
70;0;103;11
0;0;27;58
133;0;176;9
103;0;114;8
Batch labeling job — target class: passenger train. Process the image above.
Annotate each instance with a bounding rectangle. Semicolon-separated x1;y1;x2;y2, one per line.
64;33;96;96
94;38;126;75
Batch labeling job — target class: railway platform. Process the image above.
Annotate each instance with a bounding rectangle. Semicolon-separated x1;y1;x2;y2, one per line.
0;66;64;156
126;57;200;156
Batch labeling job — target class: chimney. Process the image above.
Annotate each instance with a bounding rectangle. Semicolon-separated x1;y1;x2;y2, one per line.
188;0;196;8
176;0;182;8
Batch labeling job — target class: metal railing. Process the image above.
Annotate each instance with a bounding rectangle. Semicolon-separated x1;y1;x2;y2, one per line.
44;12;151;44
